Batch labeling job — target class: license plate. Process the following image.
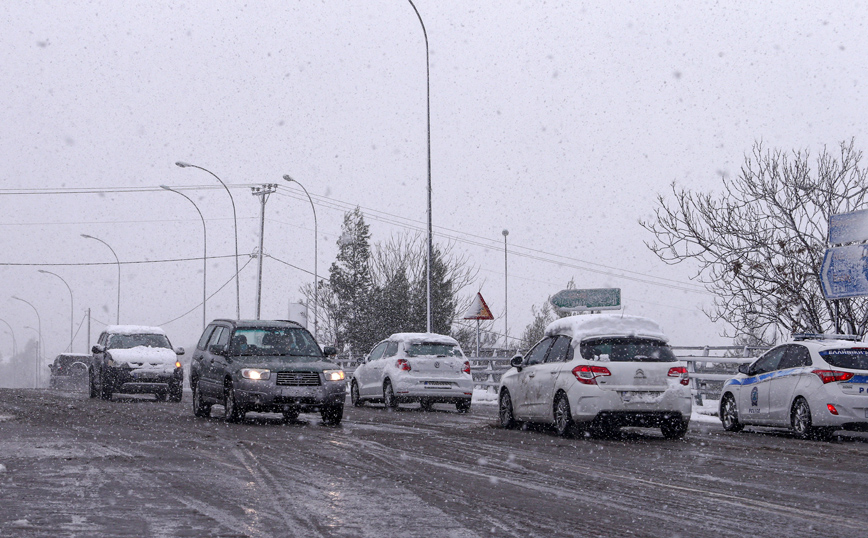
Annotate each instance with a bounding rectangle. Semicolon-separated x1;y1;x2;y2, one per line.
619;391;663;403
425;381;451;388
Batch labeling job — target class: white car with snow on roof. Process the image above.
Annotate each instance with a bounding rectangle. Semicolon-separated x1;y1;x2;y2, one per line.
89;325;185;402
498;314;692;438
719;334;868;440
351;333;473;412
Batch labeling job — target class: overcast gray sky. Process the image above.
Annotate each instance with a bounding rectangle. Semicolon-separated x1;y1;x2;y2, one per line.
3;0;868;359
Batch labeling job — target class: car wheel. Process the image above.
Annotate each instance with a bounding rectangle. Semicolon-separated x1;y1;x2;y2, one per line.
351;381;364;407
553;393;575;438
168;380;183;403
791;397;832;440
419;399;433;411
321;404;344;425
88;369;98;399
499;389;517;429
720;393;743;432
661;417;689;439
455;399;471;413
223;383;244;423
192;383;211;418
99;371;112;401
383;380;398;410
282;408;300;423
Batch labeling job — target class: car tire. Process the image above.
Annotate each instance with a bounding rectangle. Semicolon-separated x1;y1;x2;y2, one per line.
192;383;211;418
351;381;364;407
99;370;112;401
499;389;517;429
383;380;398;410
88;368;98;399
455;399;471;413
791;397;832;441
720;393;743;432
553;393;575;438
223;383;244;423
321;404;344;425
282;408;300;423
168;380;183;403
419;399;434;411
660;417;689;439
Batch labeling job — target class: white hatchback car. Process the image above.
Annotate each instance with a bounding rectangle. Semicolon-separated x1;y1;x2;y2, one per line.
351;333;474;412
498;314;692;438
720;335;868;440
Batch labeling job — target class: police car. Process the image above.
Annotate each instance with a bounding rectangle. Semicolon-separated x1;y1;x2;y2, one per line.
719;334;868;440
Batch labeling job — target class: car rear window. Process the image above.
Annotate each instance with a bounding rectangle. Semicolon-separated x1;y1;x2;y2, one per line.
405;343;463;357
819;348;868;370
579;337;676;362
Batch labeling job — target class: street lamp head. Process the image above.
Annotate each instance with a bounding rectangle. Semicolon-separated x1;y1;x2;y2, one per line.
502;229;509;237
175;161;192;168
81;233;93;239
282;174;294;183
37;269;48;274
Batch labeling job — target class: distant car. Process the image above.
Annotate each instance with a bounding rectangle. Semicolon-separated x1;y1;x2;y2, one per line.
189;319;345;424
498;314;692;439
90;325;184;402
719;334;868;440
48;353;91;389
351;333;473;412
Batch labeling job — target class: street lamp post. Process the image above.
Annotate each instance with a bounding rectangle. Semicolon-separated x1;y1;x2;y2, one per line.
282;175;318;339
0;318;17;359
407;0;433;334
175;162;241;319
12;296;42;388
81;234;120;324
502;229;509;351
38;269;74;352
161;185;208;330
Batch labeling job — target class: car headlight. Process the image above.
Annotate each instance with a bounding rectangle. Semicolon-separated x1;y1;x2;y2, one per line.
241;368;271;380
323;369;345;382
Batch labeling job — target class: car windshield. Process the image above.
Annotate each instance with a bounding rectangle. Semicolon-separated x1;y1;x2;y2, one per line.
229;328;323;360
107;333;171;350
405;343;463;357
819;348;868;370
579;337;676;362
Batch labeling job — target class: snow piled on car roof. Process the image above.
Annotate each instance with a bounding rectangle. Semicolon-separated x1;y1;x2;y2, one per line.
105;325;166;335
389;332;459;345
545;314;668;343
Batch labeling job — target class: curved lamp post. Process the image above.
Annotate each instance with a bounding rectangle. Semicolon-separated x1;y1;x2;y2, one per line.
161;185;208;330
0;317;17;359
12;296;42;388
175;162;241;319
407;0;433;333
81;234;120;324
38;269;74;352
282;175;318;339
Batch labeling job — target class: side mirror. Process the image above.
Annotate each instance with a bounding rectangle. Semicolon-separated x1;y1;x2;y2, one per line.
92;344;105;354
510;355;524;371
323;346;337;357
209;344;228;356
175;347;185;356
737;363;750;375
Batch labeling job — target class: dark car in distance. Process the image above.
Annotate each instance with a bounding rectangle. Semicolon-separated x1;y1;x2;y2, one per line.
48;353;91;390
190;319;346;425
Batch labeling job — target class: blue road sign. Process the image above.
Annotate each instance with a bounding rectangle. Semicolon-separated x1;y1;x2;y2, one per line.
820;244;868;299
829;209;868;244
550;288;621;312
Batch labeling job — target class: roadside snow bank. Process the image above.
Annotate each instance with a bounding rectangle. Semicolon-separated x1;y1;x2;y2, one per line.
472;387;497;405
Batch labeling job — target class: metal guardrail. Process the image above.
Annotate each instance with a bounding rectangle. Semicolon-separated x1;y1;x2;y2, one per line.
336;345;768;405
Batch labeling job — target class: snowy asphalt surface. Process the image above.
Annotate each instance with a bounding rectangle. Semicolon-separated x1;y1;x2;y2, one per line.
1;388;866;538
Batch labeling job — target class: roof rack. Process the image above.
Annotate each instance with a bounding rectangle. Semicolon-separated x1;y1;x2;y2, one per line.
792;333;862;342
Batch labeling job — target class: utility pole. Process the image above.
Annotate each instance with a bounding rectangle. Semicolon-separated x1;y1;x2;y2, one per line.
86;308;91;352
251;183;278;320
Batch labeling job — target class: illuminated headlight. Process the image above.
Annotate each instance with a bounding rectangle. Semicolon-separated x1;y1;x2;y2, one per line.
323;369;345;382
241;368;271;380
175;361;182;369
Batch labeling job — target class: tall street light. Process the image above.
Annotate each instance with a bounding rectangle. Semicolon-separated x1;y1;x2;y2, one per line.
12;296;42;388
38;269;74;352
407;0;433;334
175;162;241;319
282;175;318;339
0;317;17;359
161;185;208;330
502;229;509;351
81;234;120;324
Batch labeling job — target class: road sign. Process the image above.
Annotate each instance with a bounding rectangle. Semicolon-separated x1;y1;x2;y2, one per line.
550;288;621;312
463;292;494;320
820;244;868;299
829;209;868;244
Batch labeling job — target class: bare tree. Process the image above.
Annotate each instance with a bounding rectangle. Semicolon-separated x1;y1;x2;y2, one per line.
641;140;868;342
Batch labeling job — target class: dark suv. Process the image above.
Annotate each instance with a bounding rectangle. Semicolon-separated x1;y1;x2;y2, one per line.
190;319;346;424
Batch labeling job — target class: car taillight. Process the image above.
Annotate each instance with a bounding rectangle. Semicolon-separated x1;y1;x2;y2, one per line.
396;358;411;371
572;365;611;385
812;369;855;384
668;366;690;386
462;361;471;375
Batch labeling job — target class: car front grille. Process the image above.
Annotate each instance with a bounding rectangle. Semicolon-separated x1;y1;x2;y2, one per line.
275;371;321;386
